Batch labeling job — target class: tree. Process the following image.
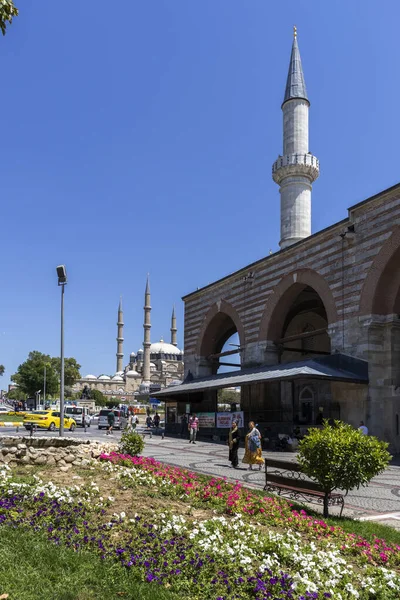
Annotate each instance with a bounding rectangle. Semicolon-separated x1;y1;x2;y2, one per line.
0;365;4;377
11;351;59;398
51;357;81;388
11;351;81;399
7;388;26;402
89;389;107;407
298;421;391;517
0;1;18;35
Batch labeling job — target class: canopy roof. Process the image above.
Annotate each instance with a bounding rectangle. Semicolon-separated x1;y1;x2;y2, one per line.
153;354;368;400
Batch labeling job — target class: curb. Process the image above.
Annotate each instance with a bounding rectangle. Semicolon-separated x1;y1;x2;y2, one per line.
0;422;23;427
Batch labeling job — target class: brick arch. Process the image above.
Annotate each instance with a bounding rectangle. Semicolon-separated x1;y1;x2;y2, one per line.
196;300;246;358
258;268;339;341
359;226;400;316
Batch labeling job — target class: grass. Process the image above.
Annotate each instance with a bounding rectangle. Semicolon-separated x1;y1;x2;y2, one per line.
0;415;23;423
0;526;178;600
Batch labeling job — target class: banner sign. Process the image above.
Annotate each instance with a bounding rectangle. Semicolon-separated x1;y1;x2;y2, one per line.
197;412;215;428
216;411;244;428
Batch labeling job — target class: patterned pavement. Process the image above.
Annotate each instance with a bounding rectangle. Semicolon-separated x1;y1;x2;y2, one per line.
141;436;400;528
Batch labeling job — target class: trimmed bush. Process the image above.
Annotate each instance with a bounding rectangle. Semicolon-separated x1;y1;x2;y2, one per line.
119;430;145;456
298;421;391;517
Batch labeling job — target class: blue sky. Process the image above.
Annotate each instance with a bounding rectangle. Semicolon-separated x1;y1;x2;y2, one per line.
1;0;399;385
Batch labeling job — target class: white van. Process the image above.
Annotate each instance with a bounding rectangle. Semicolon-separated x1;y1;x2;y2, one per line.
64;406;91;428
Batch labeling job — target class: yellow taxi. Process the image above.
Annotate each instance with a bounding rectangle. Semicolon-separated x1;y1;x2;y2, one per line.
23;410;76;432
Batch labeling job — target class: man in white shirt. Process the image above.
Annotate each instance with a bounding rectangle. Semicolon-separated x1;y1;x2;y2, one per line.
358;421;368;435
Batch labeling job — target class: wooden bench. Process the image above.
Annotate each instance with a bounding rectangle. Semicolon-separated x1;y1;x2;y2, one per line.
264;458;344;517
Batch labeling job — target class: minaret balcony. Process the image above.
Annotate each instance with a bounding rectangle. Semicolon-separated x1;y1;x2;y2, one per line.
272;153;319;185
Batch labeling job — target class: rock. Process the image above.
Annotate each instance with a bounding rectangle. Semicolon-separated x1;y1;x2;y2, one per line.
46;455;56;466
34;455;47;465
28;447;36;454
72;459;82;466
60;465;71;472
1;448;9;456
64;454;75;464
80;459;90;467
17;455;31;465
17;443;27;450
57;459;66;466
8;447;17;455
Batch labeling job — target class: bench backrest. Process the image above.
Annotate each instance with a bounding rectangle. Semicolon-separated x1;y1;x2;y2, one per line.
267;459;302;471
265;471;324;493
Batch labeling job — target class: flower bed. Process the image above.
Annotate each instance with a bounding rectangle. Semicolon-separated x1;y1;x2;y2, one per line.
100;453;400;569
0;457;399;599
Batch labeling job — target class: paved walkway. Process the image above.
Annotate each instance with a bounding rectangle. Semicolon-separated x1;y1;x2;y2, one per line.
141;436;400;528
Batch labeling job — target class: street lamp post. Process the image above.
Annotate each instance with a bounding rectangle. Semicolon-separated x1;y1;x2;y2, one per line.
56;265;67;437
43;366;46;408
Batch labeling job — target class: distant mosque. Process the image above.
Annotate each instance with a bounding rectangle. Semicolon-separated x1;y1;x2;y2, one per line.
73;278;184;400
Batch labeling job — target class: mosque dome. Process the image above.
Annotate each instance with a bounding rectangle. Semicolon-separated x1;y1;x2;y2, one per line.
98;375;111;380
84;374;97;380
112;375;124;381
130;351;136;358
150;338;182;357
126;369;141;378
137;348;143;355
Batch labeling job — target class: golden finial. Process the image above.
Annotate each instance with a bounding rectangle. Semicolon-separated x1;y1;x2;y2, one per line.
293;25;297;39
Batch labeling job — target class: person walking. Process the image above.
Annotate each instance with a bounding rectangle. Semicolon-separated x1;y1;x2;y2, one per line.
228;420;240;468
358;420;368;435
127;412;136;433
106;409;115;435
242;421;264;470
188;414;199;444
154;412;160;428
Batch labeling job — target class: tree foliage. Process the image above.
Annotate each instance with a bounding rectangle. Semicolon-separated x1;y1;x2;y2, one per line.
7;387;26;401
89;389;107;407
50;357;81;389
0;365;4;376
298;421;391;496
0;1;18;35
11;351;81;398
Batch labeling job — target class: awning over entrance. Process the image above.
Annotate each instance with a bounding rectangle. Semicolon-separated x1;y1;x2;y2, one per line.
153;354;368;400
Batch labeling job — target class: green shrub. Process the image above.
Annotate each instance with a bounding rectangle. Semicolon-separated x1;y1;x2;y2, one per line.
119;430;145;456
298;421;391;517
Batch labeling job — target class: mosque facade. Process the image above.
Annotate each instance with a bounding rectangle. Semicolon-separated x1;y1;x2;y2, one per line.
73;280;184;400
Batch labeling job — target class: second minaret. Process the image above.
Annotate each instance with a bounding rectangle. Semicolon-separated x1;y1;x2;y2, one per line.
116;297;124;372
272;27;319;249
142;275;151;385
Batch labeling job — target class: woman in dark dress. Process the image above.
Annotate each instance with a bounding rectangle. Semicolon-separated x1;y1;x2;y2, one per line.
228;420;240;468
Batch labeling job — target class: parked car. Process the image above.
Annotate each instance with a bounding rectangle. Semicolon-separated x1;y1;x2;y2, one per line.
64;406;91;427
23;410;76;432
0;406;9;414
98;409;128;430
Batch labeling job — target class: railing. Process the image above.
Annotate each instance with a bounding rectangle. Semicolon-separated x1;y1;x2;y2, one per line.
272;153;319;174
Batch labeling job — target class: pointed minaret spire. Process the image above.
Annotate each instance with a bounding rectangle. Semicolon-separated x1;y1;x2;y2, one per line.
170;305;177;346
142;275;151;386
116;296;124;372
272;28;319;249
283;26;309;106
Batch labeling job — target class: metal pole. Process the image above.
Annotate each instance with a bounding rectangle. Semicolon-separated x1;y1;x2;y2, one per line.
60;284;65;437
43;366;46;408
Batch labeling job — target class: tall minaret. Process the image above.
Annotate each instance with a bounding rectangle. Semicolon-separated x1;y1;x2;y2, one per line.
142;275;151;386
170;306;177;346
272;27;319;249
116;297;124;372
